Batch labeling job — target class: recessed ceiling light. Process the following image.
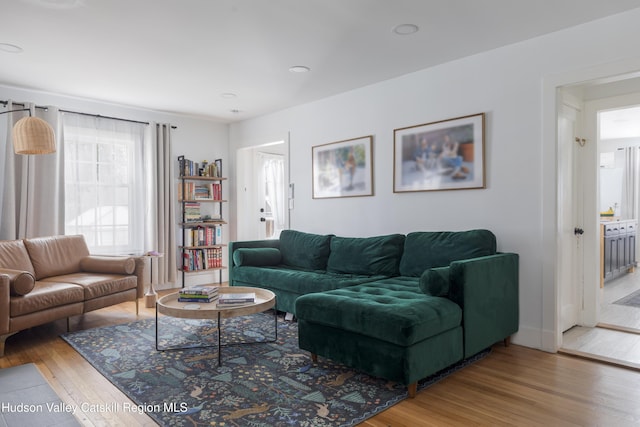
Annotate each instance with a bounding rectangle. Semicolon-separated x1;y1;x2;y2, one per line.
392;24;419;35
0;43;23;53
230;109;243;114
289;65;311;73
220;92;237;99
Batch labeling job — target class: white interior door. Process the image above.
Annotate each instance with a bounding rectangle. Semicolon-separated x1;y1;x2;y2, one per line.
559;98;583;331
256;151;286;239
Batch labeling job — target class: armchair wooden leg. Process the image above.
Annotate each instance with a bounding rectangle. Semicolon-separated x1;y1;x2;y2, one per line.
504;336;511;347
136;298;139;315
0;332;17;357
66;317;70;332
311;353;318;363
407;382;417;398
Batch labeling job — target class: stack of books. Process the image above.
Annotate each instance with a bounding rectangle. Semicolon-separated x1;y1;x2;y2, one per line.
216;292;255;307
178;285;219;303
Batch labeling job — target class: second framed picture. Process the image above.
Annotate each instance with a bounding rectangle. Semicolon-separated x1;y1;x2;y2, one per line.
312;136;373;199
393;113;485;193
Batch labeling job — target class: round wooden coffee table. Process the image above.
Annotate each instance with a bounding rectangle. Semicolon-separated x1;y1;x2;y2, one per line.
155;286;276;366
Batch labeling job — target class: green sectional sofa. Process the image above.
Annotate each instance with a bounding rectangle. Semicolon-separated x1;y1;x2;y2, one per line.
229;229;519;397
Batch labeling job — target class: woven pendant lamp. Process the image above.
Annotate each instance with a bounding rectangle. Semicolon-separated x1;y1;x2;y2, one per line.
12;115;56;154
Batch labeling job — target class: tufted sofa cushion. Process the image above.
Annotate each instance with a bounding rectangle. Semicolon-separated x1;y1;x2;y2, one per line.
294;277;462;347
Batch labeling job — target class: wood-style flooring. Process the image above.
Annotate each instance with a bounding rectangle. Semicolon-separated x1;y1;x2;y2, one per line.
562;272;640;369
1;290;640;426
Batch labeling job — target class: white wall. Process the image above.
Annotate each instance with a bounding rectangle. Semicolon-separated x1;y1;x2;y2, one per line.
0;84;230;287
229;8;640;351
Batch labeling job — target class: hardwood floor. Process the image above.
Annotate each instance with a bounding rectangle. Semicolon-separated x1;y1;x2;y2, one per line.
2;292;640;426
561;272;640;369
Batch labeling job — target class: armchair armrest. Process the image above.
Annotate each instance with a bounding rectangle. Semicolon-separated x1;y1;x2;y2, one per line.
449;253;519;358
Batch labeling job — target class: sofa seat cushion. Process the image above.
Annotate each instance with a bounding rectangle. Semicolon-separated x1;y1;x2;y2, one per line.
10;282;84;317
295;277;462;347
232;266;384;294
41;273;137;300
327;234;405;276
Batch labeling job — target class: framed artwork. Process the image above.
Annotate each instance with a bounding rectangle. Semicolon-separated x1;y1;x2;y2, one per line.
312;135;374;199
393;113;485;193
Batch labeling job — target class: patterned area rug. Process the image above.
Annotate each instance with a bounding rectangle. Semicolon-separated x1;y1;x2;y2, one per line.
61;312;489;426
613;288;640;308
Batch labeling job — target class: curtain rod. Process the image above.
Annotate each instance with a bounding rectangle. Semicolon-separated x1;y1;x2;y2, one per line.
1;100;177;129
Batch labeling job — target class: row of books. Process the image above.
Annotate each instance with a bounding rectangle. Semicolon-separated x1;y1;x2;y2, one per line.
178;285;219;303
183;225;222;247
179;156;222;178
182;247;223;271
178;182;222;201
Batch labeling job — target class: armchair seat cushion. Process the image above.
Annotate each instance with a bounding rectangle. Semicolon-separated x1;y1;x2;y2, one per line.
295;277;462;347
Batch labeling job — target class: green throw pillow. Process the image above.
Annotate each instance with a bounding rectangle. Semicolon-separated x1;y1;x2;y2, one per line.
233;248;282;267
419;266;450;297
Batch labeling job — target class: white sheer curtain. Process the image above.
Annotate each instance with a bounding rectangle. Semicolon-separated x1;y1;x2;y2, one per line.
261;153;286;237
145;123;176;286
0;101;64;239
622;146;640;220
63;113;146;255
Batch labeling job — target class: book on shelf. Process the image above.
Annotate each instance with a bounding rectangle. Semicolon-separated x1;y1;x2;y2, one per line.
178;182;220;201
217;292;255;305
183;225;222;247
182;247;223;271
178;155;221;178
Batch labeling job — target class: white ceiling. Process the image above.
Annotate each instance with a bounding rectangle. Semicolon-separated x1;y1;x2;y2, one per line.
2;0;640;123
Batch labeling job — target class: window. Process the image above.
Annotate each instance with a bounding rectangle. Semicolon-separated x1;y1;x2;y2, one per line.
63;114;146;255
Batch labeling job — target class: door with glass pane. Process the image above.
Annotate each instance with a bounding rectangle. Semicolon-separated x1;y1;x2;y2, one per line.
256;152;286;239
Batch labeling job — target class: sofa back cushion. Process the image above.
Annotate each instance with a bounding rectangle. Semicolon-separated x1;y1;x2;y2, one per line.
0;239;36;276
327;234;405;276
279;230;332;271
24;235;90;280
399;229;496;276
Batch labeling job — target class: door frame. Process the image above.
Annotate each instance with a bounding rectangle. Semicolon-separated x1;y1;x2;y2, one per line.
235;139;289;241
544;58;640;352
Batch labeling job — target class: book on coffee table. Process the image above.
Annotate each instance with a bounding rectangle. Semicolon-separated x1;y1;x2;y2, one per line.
217;292;255;306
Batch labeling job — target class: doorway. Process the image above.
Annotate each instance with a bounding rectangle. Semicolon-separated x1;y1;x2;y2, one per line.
560;85;640;368
236;141;289;241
